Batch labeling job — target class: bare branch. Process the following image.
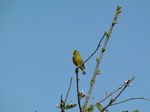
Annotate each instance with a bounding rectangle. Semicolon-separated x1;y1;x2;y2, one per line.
101;76;135;112
76;71;82;112
83;6;122;111
111;97;150;106
77;33;106;70
95;79;127;105
64;77;73;104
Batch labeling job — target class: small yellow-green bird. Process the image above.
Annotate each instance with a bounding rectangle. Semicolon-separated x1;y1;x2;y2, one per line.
72;50;86;75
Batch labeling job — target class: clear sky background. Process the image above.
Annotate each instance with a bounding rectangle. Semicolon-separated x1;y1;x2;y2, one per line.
0;0;150;112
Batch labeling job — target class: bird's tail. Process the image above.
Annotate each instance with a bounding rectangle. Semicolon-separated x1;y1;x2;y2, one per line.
82;70;86;75
78;66;86;75
80;66;86;75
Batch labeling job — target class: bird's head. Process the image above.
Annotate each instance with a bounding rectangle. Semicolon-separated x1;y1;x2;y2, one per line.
72;50;80;55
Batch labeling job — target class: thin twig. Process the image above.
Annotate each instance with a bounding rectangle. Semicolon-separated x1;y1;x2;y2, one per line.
77;33;106;70
83;6;122;111
93;76;135;107
101;76;135;112
94;79;126;105
64;77;73;104
76;72;82;112
111;97;150;106
59;77;73;112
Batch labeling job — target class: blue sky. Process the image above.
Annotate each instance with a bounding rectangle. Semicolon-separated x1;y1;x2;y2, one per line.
0;0;150;112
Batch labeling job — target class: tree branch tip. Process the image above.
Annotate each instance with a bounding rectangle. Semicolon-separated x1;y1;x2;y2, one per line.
117;6;122;10
111;97;150;106
133;76;136;78
115;6;122;17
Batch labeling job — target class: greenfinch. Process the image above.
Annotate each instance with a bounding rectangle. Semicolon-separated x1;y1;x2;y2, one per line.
72;50;86;75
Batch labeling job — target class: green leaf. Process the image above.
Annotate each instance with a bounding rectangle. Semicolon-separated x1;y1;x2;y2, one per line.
96;103;103;112
85;105;94;112
122;110;128;112
65;103;77;110
132;110;139;112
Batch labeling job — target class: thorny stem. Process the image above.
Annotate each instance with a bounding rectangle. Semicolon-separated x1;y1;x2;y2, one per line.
83;6;122;111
